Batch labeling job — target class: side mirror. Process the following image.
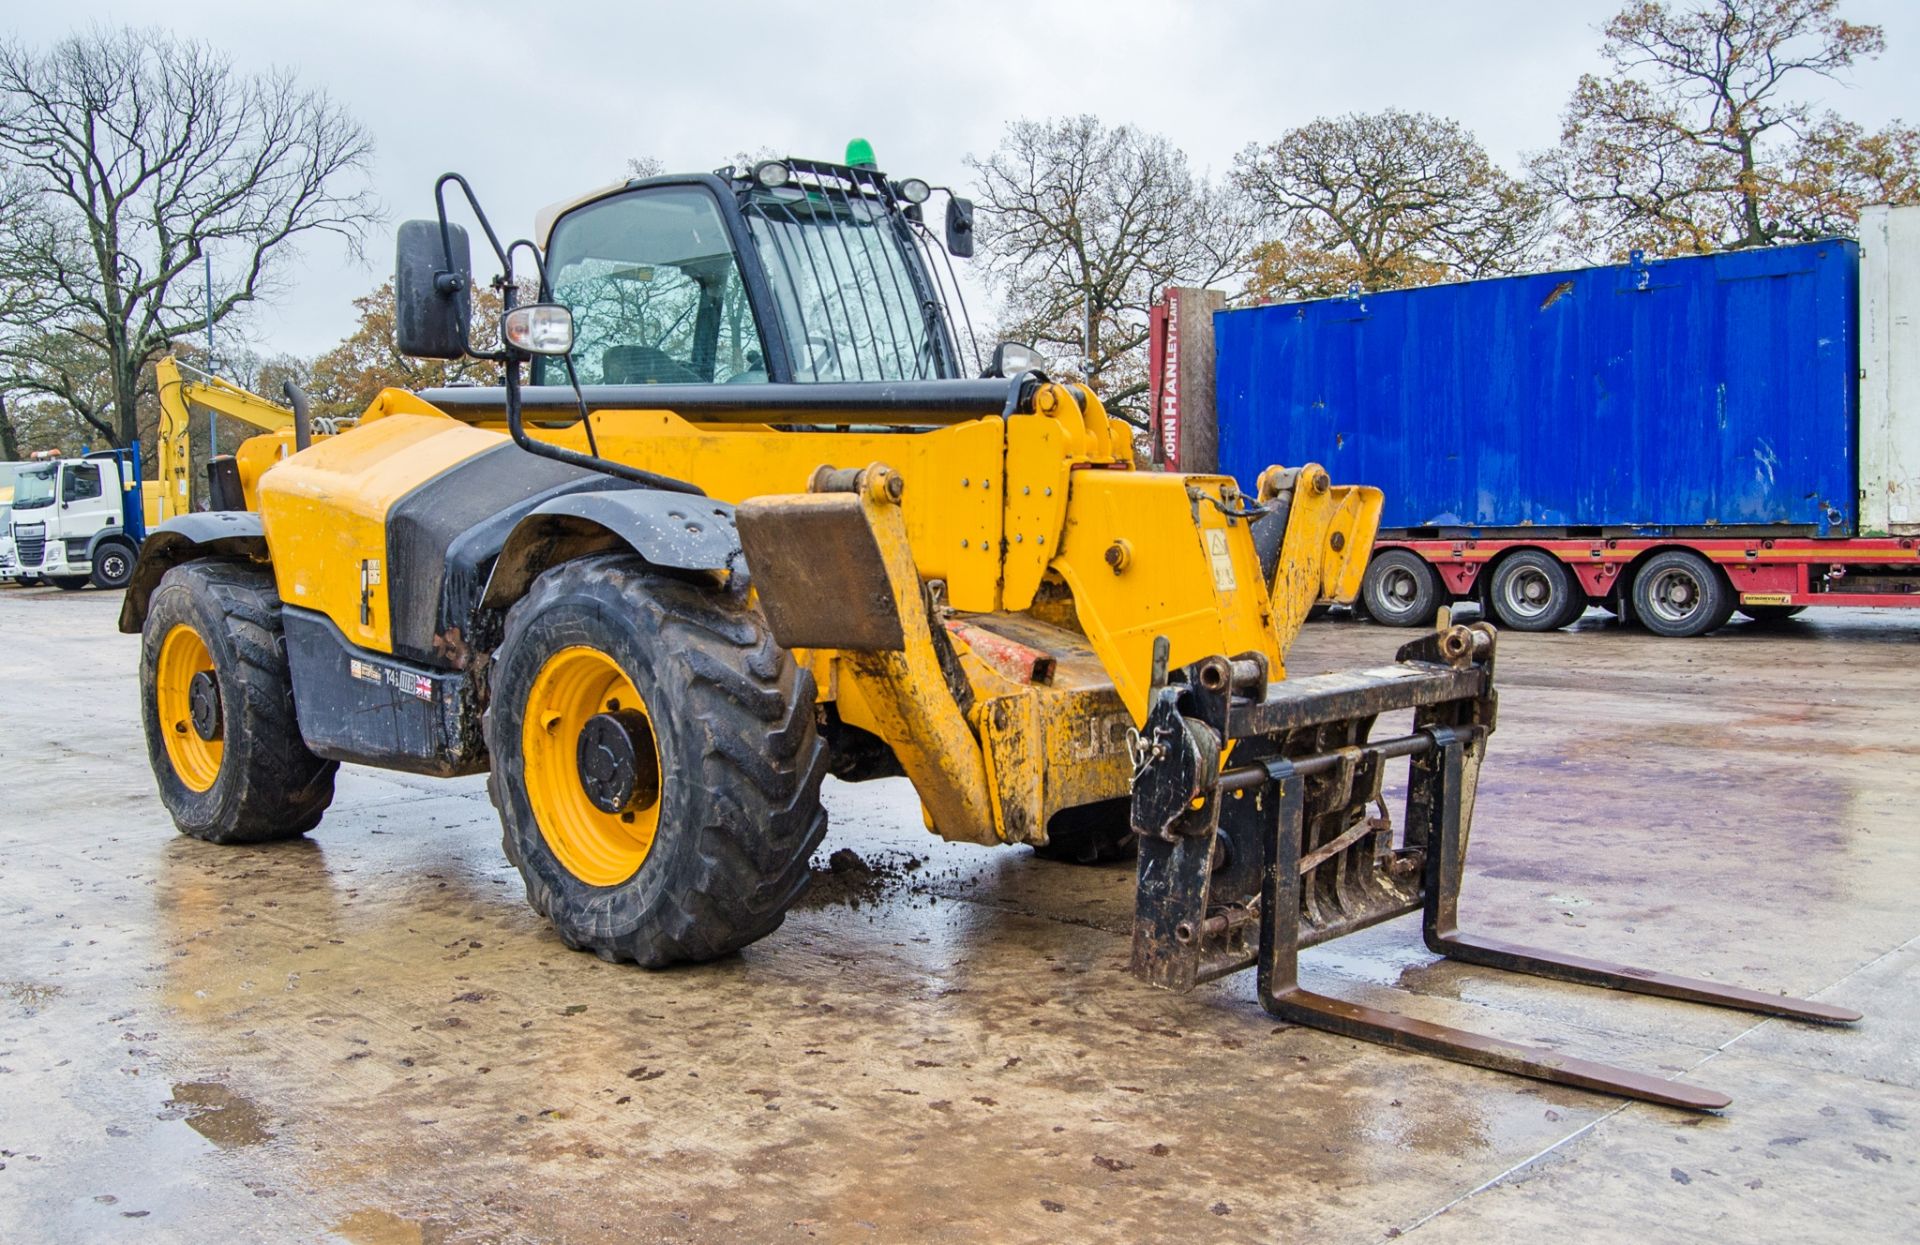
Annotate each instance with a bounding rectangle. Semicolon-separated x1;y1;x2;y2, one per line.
945;196;975;259
395;219;472;358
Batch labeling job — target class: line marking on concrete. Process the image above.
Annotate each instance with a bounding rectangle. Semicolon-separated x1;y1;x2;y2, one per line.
1392;1100;1634;1240
1393;931;1918;1241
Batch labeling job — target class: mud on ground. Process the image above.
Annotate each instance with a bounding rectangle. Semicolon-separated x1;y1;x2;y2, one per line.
0;584;1914;1243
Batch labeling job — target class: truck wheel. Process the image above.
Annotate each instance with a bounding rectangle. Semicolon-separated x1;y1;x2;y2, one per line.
1488;550;1581;632
1632;551;1734;638
485;553;829;967
51;575;89;591
91;538;137;590
1031;798;1136;864
140;561;338;843
1360;550;1441;627
1737;604;1806;623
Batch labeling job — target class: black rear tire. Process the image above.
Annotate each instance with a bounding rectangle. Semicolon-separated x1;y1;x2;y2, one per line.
1360;549;1441;628
1487;549;1582;632
1737;604;1806;623
91;538;137;590
140;561;338;843
1031;798;1136;865
485;554;830;967
1632;550;1734;638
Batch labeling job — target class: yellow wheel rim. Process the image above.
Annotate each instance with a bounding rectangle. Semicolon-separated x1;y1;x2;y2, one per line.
156;623;224;792
522;646;662;887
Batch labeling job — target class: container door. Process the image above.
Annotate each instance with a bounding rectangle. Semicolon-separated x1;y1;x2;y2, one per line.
1860;204;1920;536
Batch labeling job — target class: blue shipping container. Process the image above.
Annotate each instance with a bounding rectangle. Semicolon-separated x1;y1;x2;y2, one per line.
1214;240;1860;535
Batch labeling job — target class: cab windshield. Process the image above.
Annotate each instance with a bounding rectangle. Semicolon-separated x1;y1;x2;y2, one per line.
740;185;948;382
12;466;54;510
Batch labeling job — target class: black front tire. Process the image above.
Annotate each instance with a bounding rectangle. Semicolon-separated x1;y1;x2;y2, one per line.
91;538;138;590
140;561;338;843
1632;550;1734;638
51;575;89;591
1031;798;1136;865
1360;549;1441;628
485;554;830;967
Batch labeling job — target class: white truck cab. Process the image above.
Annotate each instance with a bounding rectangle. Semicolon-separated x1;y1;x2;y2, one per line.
7;451;144;589
0;500;16;582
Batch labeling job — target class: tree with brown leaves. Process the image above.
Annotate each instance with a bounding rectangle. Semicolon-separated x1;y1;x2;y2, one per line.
1534;0;1920;255
305;282;504;420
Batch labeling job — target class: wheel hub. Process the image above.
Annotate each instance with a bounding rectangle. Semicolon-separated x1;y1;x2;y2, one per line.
188;670;223;741
576;710;659;815
1656;572;1699;615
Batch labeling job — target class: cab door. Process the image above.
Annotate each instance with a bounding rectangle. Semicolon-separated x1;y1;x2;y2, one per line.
58;461;119;547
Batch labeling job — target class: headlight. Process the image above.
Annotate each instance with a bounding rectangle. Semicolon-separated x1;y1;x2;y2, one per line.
983;341;1049;378
896;177;931;205
752;160;792;189
501;303;575;356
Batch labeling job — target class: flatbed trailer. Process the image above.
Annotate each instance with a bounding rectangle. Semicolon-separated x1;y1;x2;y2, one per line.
1369;533;1920;636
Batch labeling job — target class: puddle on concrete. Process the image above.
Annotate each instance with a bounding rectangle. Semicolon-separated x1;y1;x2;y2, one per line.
333;1207;450;1244
164;1081;274;1149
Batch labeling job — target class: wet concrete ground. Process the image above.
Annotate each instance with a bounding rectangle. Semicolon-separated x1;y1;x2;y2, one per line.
0;584;1914;1243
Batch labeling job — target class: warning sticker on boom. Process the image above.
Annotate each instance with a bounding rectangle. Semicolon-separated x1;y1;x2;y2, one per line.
1205;529;1237;592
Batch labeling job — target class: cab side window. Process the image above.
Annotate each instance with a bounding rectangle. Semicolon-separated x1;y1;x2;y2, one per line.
63;463;102;502
541;187;768;387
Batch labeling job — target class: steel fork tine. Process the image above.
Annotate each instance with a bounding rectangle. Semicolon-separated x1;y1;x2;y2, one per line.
1419;732;1861;1026
1259;753;1735;1112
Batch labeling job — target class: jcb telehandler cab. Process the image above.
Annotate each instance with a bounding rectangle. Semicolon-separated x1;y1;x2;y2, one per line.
122;148;1855;1110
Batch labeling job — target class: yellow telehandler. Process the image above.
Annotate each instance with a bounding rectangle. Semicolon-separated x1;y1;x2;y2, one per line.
119;152;1854;1110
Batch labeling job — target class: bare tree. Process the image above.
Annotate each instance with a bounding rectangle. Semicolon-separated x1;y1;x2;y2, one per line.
966;116;1252;415
1235;110;1550;302
1532;0;1919;256
0;27;377;447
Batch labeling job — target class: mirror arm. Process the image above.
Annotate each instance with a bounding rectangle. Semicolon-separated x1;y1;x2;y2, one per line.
433;173;514;360
498;347;706;497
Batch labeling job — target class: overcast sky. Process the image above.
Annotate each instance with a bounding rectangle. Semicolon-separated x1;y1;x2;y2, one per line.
12;0;1920;360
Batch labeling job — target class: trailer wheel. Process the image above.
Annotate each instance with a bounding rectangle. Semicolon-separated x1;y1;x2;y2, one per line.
139;561;338;843
1488;550;1582;632
91;538;137;590
1360;550;1441;627
1737;604;1806;623
485;553;829;967
1632;551;1734;637
1031;798;1136;865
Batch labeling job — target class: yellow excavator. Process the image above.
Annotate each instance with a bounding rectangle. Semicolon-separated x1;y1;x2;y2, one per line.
152;356;333;523
117;150;1855;1110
